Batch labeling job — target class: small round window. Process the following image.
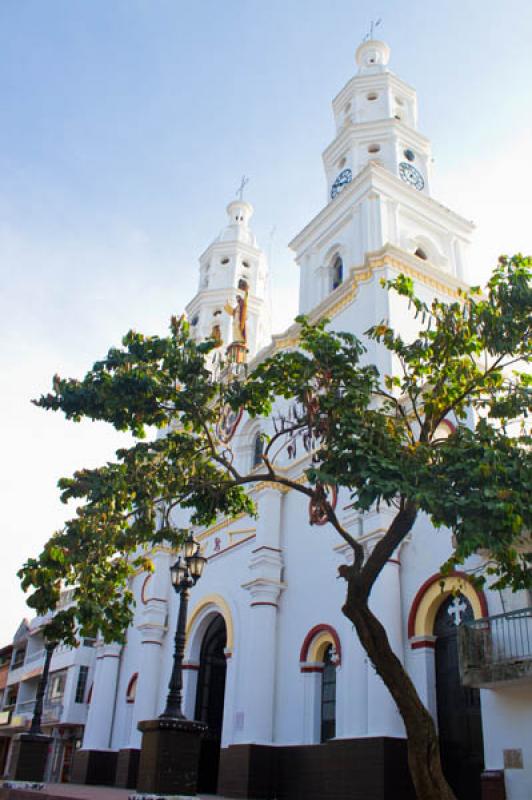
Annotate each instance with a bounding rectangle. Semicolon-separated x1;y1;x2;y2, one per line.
242;260;250;268
368;144;381;154
221;257;230;265
367;92;378;101
404;148;415;162
191;315;199;326
338;156;347;169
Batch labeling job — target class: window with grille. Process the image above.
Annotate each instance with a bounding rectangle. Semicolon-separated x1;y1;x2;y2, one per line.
75;666;89;703
252;433;263;468
331;256;343;290
320;644;336;742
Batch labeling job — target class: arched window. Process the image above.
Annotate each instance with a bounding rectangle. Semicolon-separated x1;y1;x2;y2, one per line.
126;673;138;704
320;644;336;742
252;432;263;468
331;256;343;291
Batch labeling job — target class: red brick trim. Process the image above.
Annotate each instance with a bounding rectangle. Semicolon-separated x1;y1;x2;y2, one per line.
411;639;436;650
301;665;324;673
182;663;200;671
140;574;166;605
126;672;138;703
299;624;342;665
407;571;488;638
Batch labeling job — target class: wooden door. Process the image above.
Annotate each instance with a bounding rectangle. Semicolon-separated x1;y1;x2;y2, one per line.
435;595;484;800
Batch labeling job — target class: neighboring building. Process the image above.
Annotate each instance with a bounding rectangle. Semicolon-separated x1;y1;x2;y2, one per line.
0;643;14;774
0;595;96;782
60;39;532;800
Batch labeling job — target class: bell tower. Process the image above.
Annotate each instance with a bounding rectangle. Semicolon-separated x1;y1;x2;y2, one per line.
291;40;474;316
324;39;431;200
186;198;271;361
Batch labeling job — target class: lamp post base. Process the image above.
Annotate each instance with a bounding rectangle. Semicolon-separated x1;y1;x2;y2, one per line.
136;718;206;797
7;733;52;782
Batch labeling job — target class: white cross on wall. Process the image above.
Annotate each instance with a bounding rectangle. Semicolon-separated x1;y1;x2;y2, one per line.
448;596;467;626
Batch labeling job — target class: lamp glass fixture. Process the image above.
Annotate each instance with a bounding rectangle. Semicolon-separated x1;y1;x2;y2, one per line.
170;557;187;589
188;549;207;580
183;532;197;560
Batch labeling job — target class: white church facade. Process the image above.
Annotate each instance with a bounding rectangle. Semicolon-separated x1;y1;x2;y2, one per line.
49;40;532;800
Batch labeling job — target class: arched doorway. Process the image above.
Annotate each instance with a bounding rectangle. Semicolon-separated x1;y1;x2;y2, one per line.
435;594;484;800
195;614;227;794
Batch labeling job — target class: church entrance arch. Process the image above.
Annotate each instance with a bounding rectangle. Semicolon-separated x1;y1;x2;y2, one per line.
434;594;484;800
194;613;227;794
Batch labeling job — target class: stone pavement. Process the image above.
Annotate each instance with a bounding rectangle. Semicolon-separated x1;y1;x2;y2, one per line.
1;785;228;800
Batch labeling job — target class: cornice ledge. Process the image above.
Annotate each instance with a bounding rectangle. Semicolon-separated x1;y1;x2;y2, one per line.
365;244;470;297
322;119;430;163
289;163;474;255
252;244;469;368
332;71;417;108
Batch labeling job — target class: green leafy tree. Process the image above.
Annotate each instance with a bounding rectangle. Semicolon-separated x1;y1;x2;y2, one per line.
20;255;531;800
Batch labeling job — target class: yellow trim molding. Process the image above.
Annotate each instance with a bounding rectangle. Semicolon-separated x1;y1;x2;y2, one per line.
411;575;485;638
186;593;234;651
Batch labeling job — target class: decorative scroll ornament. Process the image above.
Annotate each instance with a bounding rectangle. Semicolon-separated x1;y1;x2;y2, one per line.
216;403;243;444
309;484;338;526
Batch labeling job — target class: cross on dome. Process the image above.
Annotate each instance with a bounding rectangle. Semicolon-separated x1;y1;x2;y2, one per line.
236;175;249;202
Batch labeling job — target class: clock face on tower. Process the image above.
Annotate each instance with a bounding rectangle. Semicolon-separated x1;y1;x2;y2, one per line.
330;168;352;199
399;162;424;191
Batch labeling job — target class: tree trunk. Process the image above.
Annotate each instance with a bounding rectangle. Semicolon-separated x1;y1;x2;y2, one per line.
343;596;457;800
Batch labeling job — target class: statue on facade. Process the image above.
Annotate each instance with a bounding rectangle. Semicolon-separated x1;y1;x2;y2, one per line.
224;284;248;345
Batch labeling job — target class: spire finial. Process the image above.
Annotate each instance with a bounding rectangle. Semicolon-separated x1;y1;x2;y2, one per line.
236;175;249;201
363;18;382;42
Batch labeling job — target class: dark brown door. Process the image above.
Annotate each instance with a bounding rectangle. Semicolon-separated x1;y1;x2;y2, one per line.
195;614;227;794
435;595;484;800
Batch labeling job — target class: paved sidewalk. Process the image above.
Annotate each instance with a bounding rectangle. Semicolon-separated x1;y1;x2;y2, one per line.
7;785;228;800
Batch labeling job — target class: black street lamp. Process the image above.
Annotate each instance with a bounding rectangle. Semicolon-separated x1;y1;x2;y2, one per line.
160;532;207;720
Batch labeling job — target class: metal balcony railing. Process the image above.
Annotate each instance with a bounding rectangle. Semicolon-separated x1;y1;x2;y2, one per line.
14;699;35;715
42;701;63;722
459;607;532;687
24;649;45;666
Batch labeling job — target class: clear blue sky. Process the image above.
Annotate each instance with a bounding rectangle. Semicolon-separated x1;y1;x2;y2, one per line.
1;0;531;641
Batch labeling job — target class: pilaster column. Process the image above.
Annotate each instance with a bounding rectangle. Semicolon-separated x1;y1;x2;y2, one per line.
238;487;284;744
365;525;405;737
335;626;368;738
220;650;236;747
128;599;168;748
408;637;437;723
82;642;122;750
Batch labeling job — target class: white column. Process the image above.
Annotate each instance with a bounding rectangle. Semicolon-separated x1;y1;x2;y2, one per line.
220;651;236;747
182;663;199;721
128;601;168;748
336;626;368;738
408;638;437;724
129;550;171;745
367;191;384;251
366;554;405;738
301;669;322;744
238;487;284;744
82;642;122;750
